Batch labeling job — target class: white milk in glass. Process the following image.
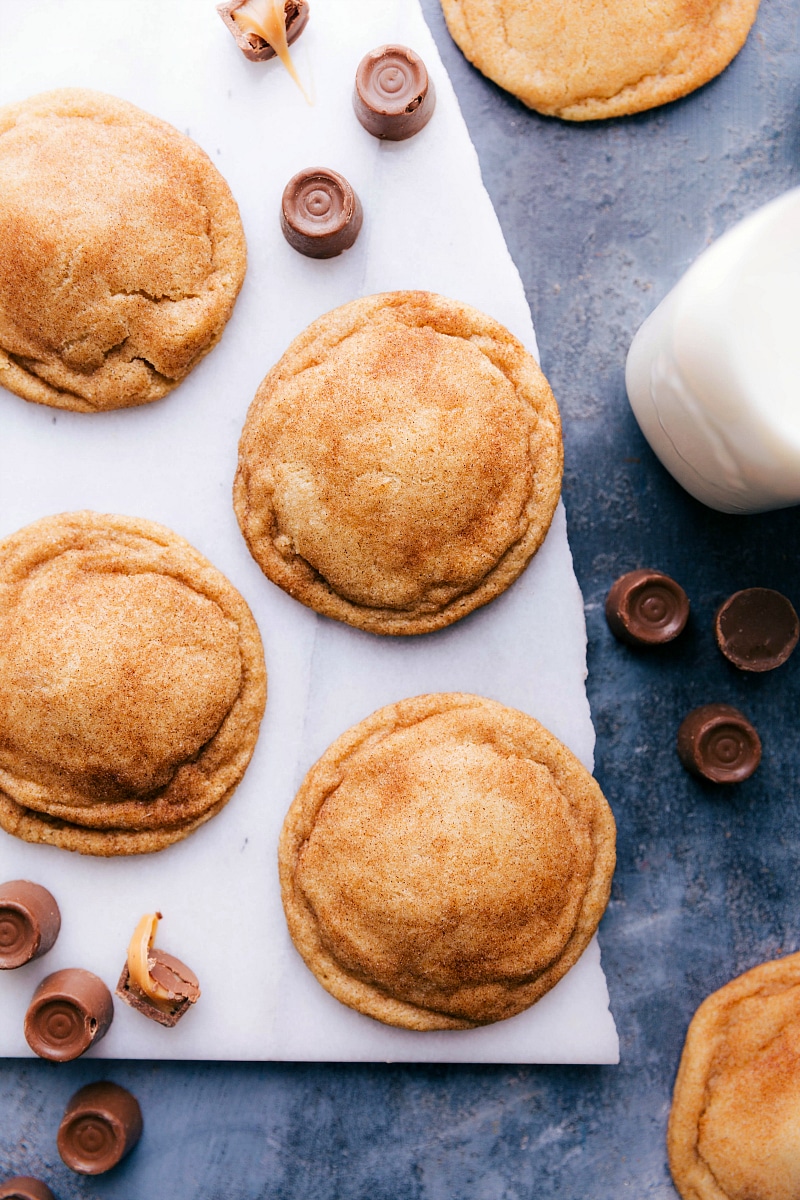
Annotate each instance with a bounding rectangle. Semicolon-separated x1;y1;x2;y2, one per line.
626;188;800;514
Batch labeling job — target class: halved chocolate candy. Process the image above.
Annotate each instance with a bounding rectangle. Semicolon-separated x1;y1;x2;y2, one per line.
217;0;309;62
57;1082;142;1175
0;881;60;970
116;949;200;1028
715;587;799;672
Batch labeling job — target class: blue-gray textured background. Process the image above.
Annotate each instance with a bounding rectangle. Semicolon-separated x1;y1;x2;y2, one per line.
2;1;799;1196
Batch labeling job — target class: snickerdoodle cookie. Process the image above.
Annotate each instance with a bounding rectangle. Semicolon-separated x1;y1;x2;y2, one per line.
0;89;246;412
0;513;266;855
440;0;760;121
669;951;800;1200
234;292;562;635
279;693;616;1030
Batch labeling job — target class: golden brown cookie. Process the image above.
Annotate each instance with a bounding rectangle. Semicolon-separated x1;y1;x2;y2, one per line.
440;0;760;121
234;292;562;635
279;693;616;1030
0;89;247;412
668;952;800;1200
0;512;266;856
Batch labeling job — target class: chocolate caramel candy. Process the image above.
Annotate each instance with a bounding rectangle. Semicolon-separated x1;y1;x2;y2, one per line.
24;969;113;1062
0;1179;56;1200
354;45;436;140
217;0;309;62
677;704;761;784
116;949;200;1028
281;168;363;259
0;881;60;970
715;587;799;672
605;569;689;646
57;1082;142;1175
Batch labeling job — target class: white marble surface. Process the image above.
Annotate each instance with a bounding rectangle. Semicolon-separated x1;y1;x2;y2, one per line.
0;0;618;1063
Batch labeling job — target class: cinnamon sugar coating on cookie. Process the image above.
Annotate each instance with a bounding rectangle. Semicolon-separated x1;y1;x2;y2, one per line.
0;513;266;855
441;0;760;121
669;952;800;1200
279;693;615;1029
0;89;246;412
234;291;562;635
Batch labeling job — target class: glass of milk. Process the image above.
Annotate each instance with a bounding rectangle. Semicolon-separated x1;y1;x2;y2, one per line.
625;188;800;514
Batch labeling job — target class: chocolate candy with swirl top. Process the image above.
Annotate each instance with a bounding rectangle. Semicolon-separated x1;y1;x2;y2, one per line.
354;45;436;140
57;1082;142;1175
24;969;113;1062
677;703;761;784
0;1179;57;1200
606;568;689;646
280;167;363;259
0;881;60;970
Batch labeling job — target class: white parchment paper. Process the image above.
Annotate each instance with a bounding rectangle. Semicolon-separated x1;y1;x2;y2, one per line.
0;0;618;1063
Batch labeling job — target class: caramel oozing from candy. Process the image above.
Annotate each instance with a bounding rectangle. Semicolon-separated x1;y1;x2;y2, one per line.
127;912;174;1011
233;0;309;98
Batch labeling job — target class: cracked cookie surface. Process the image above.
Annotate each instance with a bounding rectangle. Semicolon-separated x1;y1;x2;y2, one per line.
440;0;760;120
0;89;246;412
234;291;562;635
0;512;266;855
669;952;800;1200
279;693;616;1030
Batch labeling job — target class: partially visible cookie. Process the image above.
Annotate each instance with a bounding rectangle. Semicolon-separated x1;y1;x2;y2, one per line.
440;0;760;121
279;693;616;1030
0;513;266;855
0;89;247;412
669;951;800;1200
234;291;562;635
